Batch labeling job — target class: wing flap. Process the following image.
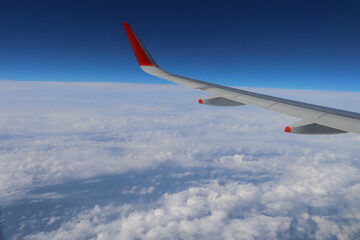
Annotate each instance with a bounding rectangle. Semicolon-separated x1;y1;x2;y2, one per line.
317;113;360;134
268;103;326;119
234;95;278;109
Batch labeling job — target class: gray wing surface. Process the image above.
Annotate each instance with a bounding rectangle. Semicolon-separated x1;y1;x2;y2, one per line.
123;22;360;135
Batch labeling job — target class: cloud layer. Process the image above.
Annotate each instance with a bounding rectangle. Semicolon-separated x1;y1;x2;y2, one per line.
1;80;360;239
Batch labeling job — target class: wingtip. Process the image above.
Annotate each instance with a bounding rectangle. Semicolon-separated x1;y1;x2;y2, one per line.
122;22;130;28
122;22;155;66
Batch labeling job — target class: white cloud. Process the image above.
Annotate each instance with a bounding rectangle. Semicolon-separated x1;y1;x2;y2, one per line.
28;192;65;203
24;176;360;239
139;186;155;195
1;80;360;239
24;182;291;240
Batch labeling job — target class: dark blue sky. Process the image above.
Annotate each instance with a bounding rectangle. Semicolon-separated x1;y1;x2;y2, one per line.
1;0;359;90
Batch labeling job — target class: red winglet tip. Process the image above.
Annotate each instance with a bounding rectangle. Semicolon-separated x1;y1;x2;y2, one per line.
198;99;203;104
122;23;154;66
284;126;291;133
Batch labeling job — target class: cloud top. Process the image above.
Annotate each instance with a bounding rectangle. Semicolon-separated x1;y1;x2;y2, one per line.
1;80;360;239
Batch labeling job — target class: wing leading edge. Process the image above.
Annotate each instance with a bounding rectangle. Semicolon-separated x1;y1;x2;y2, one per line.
122;22;360;135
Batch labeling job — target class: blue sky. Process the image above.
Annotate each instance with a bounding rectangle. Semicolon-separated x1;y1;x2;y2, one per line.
1;0;360;90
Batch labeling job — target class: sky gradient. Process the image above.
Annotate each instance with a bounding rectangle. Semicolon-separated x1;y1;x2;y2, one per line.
1;0;360;90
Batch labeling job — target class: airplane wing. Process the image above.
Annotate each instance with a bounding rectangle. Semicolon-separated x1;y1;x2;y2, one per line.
122;22;360;135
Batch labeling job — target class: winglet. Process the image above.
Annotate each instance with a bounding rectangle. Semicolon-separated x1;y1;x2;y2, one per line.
122;22;157;66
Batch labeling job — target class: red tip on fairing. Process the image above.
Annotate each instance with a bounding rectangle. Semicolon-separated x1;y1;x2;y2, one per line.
198;99;203;104
122;22;154;66
284;126;291;133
